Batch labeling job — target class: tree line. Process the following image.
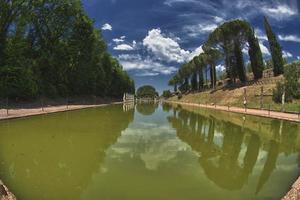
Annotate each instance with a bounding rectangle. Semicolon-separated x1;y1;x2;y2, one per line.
168;17;285;93
0;0;135;100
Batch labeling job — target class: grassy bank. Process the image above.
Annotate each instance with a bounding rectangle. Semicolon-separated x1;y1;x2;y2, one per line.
168;78;300;113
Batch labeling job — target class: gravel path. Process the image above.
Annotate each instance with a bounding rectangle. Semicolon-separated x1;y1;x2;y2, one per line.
0;102;122;121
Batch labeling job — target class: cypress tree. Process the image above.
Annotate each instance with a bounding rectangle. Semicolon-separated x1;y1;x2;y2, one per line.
234;40;246;83
248;29;264;79
263;16;284;76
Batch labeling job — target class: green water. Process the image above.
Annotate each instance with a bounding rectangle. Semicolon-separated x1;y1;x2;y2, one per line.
0;103;299;200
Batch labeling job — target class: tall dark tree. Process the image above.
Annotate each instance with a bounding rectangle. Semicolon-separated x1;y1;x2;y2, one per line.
234;39;246;83
248;29;264;79
264;16;284;76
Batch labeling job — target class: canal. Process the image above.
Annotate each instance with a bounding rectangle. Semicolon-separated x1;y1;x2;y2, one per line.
0;103;299;200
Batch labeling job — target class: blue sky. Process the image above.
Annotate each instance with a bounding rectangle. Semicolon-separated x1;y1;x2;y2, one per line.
82;0;300;93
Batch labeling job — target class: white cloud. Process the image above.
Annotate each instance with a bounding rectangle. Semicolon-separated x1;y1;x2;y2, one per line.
164;0;198;6
216;64;225;71
183;23;218;37
113;44;134;51
283;51;293;58
135;72;160;77
113;40;137;51
188;45;204;60
214;16;224;23
118;54;177;76
113;36;126;43
259;42;270;56
143;28;190;63
101;23;112;31
279;34;300;43
297;56;300;60
255;28;268;41
262;4;297;20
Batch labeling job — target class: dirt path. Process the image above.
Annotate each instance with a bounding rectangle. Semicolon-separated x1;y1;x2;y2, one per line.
0;102;122;121
165;100;300;123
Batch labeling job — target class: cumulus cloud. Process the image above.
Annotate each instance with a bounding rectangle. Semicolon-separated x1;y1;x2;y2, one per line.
143;28;190;63
283;50;293;58
297;56;300;60
279;34;300;43
118;54;177;76
101;23;112;31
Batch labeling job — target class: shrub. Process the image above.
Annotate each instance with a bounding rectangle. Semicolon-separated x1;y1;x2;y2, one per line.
273;82;292;103
272;61;300;103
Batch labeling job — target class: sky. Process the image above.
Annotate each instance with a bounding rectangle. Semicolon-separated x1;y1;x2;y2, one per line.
82;0;300;93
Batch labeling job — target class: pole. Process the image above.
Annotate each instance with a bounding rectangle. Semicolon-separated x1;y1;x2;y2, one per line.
6;97;8;116
260;86;263;109
66;96;69;109
41;97;44;112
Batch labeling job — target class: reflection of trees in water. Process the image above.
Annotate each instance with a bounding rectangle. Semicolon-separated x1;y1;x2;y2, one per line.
0;105;134;200
136;103;159;116
168;107;298;193
162;103;172;112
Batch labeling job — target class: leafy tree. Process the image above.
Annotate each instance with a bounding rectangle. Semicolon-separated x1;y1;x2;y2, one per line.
162;90;172;98
0;0;134;100
0;66;37;99
193;56;204;90
203;48;223;88
264;16;284;76
273;61;300;103
136;85;158;98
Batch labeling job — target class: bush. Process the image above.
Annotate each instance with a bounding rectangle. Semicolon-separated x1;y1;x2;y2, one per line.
273;82;292;103
273;61;300;103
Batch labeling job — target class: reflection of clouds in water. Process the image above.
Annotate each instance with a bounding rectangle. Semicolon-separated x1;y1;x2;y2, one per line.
110;122;191;170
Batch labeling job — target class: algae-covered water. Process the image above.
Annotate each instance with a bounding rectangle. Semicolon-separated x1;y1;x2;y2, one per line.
0;103;299;200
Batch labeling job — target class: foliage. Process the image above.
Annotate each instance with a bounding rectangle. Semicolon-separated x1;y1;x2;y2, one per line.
0;0;134;100
193;56;204;89
136;85;158;98
273;61;300;103
233;40;246;82
264;17;284;76
248;29;264;79
162;90;172;98
0;66;38;99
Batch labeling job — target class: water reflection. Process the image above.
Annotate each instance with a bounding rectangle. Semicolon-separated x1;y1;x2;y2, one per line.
0;105;134;200
136;102;159;116
167;103;300;194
